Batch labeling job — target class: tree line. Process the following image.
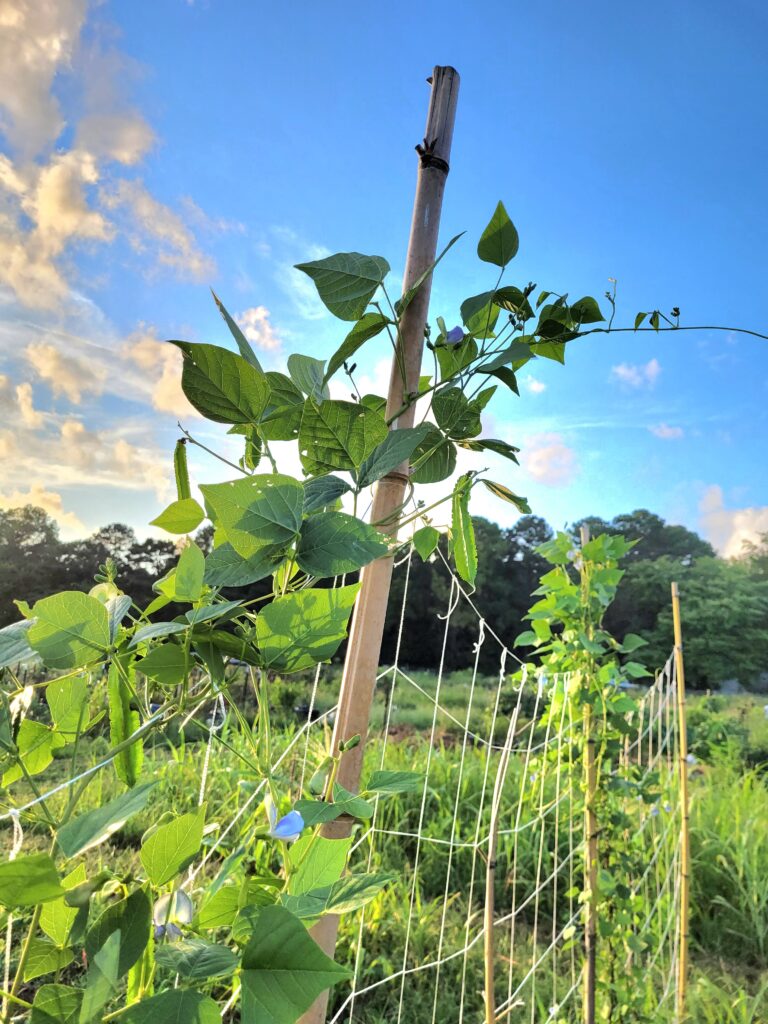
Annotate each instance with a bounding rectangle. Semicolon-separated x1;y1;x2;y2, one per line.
1;505;766;690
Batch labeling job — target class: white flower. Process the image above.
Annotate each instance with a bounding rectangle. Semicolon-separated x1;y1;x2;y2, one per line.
9;685;34;724
153;889;193;941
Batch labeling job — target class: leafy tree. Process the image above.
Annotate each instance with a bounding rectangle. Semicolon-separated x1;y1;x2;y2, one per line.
632;557;768;688
739;530;768;580
0;506;64;625
572;509;714;563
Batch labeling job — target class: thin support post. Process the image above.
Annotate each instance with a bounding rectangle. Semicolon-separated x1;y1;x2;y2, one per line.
580;525;597;1024
671;582;690;1023
484;707;519;1024
298;66;460;1024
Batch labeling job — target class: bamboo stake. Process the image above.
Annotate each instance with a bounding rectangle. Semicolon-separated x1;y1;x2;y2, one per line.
580;525;597;1024
671;582;690;1023
298;67;460;1024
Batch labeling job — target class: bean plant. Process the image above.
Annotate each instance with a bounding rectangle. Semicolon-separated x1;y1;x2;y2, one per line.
517;533;675;1023
0;202;760;1023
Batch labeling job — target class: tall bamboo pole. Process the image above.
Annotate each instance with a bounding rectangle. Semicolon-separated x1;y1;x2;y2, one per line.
299;67;460;1024
671;582;690;1023
580;525;597;1024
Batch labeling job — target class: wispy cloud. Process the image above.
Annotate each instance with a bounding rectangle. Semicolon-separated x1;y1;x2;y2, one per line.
610;358;661;389
521;432;578;487
0;0;217;311
649;422;684;440
15;382;44;428
100;180;214;282
25;341;107;403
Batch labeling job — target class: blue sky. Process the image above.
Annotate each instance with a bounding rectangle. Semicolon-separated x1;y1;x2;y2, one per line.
1;0;766;556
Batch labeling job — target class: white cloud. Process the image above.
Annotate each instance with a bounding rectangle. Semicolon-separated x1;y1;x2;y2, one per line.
15;382;44;427
26;340;107;403
76;111;154;166
0;0;88;158
0;484;85;539
649;422;684;440
522;374;547;395
699;485;768;558
610;358;661;389
521;432;578;487
101;180;214;281
0;404;173;506
235;306;282;352
0;1;216;310
122;327;200;418
0;149;114;310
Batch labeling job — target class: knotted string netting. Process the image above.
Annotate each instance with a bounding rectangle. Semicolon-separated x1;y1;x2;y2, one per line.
277;545;688;1024
1;549;686;1024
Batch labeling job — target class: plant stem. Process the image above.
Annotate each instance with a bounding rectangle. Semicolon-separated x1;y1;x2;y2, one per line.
8;903;42;1007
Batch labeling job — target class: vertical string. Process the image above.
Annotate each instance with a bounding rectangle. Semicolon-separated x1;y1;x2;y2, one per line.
430;617;487;1024
2;810;24;1021
395;576;458;1024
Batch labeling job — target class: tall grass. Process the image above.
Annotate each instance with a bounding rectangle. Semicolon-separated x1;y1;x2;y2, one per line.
3;686;767;1020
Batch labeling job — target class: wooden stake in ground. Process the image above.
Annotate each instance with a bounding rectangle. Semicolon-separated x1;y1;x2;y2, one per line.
299;66;460;1024
671;582;691;1023
580;524;598;1024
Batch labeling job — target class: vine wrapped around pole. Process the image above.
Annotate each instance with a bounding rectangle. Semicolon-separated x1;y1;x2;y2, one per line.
671;582;691;1022
298;66;460;1024
580;524;598;1024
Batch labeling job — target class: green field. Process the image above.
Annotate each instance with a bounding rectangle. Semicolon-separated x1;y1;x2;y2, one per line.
3;671;767;1022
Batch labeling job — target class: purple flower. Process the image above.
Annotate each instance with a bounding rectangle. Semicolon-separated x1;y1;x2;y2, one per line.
650;805;660;817
445;326;464;345
265;793;304;843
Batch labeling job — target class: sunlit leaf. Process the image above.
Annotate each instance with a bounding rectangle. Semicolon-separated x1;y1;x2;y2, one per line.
211;290;264;371
256;585;360;672
295;252;390;321
171;342;269;424
240;905;351;1023
299;400;388;475
481;479;531;514
0;854;65;908
201;474;304;559
150;498;205;535
451;475;477;586
296;513;388;577
477;201;519;267
287;354;329;403
325;312;390;383
412;526;440;562
57;783;156;859
28;592;110;671
140;807;206;886
357;425;432;488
